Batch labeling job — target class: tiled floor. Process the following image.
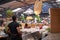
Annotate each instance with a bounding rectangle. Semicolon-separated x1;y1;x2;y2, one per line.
42;33;60;40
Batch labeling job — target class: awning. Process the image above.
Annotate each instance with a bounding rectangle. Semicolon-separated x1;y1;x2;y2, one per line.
0;14;2;16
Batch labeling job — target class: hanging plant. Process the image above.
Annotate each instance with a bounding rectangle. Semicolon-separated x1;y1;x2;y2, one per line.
6;9;13;18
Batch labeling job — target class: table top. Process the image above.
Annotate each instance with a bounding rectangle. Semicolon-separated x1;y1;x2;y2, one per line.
20;28;41;33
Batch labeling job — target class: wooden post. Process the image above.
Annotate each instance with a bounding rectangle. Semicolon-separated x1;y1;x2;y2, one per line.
50;8;60;33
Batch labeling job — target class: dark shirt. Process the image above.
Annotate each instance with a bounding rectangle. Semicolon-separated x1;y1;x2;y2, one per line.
8;22;19;34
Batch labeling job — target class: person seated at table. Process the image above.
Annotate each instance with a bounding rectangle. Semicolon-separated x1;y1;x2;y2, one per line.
24;23;28;28
24;23;30;28
7;15;22;40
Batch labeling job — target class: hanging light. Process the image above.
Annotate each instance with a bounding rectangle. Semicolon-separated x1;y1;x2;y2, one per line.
0;14;2;16
56;0;60;2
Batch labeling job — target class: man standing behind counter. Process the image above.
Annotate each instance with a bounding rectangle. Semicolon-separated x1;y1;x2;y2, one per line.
7;15;22;40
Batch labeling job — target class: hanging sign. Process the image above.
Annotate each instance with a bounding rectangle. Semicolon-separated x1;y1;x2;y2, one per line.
34;0;43;15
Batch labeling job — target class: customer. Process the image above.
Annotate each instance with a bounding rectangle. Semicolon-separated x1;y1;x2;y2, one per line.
7;15;22;40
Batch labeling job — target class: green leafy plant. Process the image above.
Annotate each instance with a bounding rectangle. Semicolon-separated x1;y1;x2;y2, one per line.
6;9;13;18
21;14;25;22
46;28;50;32
35;15;41;23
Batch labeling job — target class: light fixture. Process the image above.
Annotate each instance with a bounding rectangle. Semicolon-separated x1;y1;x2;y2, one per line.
56;0;60;2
